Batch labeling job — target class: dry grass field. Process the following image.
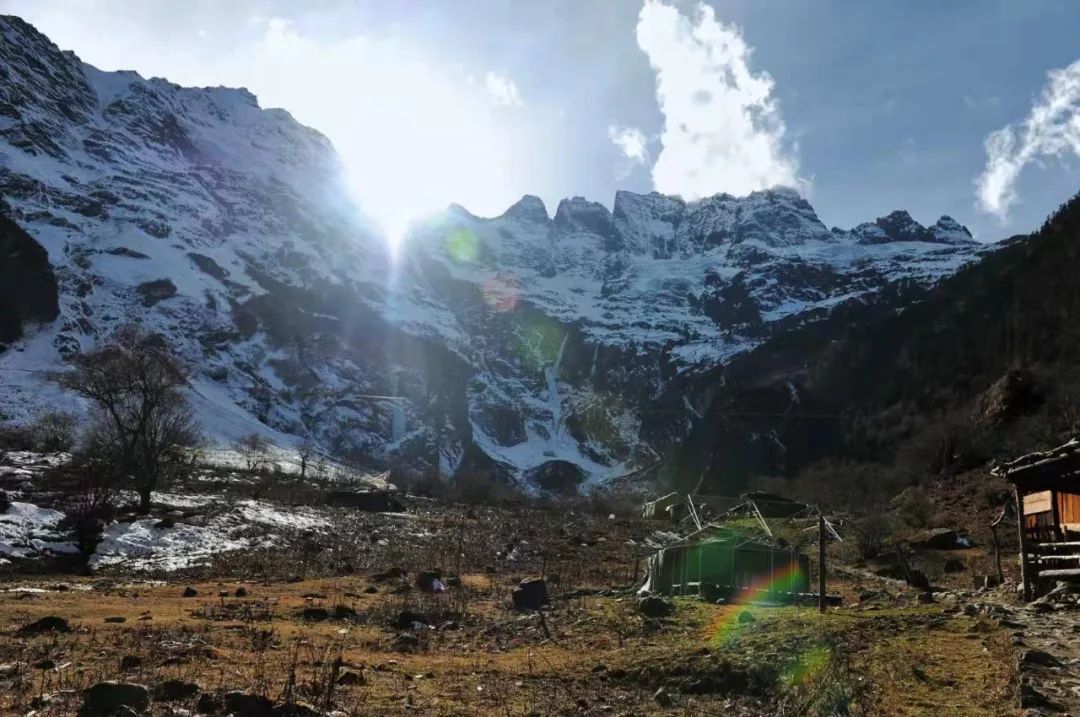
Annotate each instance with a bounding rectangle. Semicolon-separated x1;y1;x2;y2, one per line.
0;498;1018;716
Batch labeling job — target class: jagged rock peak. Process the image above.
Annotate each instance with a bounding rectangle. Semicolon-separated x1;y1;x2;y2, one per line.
553;197;615;239
930;215;975;245
500;195;549;223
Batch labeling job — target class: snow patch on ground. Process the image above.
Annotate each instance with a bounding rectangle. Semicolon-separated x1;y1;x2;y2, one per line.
89;498;332;572
0;502;78;560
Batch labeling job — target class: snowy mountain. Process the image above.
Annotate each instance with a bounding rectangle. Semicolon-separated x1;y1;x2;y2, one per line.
0;16;991;491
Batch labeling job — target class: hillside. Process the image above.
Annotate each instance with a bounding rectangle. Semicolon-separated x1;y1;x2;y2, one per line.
666;192;1080;503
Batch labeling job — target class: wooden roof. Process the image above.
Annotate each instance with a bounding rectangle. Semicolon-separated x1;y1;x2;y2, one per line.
993;438;1080;492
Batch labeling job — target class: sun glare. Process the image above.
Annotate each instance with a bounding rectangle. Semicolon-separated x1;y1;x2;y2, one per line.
333;50;518;254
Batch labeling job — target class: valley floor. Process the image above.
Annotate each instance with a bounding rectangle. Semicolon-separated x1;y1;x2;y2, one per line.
0;477;1029;716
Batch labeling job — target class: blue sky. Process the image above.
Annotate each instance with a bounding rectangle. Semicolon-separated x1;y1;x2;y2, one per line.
5;0;1079;242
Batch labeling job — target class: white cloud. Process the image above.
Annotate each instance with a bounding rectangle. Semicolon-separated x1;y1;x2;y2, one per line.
976;58;1080;220
608;125;649;163
484;71;523;107
632;0;800;200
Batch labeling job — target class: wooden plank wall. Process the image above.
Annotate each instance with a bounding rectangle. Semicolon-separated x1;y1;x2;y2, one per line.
1058;491;1080;527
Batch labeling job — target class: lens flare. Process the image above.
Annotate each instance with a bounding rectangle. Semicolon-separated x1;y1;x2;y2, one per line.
482;272;521;312
445;227;479;264
705;562;806;647
782;643;831;688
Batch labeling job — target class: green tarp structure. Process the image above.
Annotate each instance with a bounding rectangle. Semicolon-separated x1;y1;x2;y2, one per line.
643;532;810;601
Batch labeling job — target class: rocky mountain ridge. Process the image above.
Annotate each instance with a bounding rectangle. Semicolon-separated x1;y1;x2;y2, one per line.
0;15;993;490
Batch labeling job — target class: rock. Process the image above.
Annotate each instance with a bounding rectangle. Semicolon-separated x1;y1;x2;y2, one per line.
653;687;672;707
336;669;364;686
637;595;675;619
218;590;230;598
392;633;421;651
195;692;221;714
18;615;71;634
363;586;378;594
104;616;127;624
136;278;177;307
33;658;55;670
235;587;249;598
301;607;329;621
0;215;59;344
155;679;201;701
1020;650;1062;668
512;578;550;611
182;587;198;598
332;604;356;619
79;682;151;717
917;592;934;604
223;691;275;717
120;655;142;671
392;610;429;630
415;570;444;593
445;575;462;588
974;368;1041;425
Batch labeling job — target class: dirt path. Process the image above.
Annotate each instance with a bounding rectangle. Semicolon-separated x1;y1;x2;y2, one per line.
984;586;1080;715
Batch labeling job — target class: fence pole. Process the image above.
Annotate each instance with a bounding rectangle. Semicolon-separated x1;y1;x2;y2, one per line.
818;515;827;614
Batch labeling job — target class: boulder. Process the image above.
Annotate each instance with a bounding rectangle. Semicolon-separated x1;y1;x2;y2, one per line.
415;570;445;593
637;595;675;619
182;586;198;598
512;578;550;611
78;682;150;717
120;655;141;671
18;615;71;634
195;692;221;714
336;669;364;686
300;607;329;621
224;691;275;717
155;679;201;701
392;610;429;630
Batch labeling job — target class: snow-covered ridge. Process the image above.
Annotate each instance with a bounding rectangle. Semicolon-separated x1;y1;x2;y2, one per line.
0;15;991;488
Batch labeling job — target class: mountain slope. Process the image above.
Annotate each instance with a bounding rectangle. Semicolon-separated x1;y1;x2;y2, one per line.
664;192;1080;498
0;15;992;489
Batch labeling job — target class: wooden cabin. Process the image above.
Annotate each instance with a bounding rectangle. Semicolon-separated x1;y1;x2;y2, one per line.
994;439;1080;600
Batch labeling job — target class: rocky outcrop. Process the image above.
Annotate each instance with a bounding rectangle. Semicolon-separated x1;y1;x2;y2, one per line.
0;214;58;344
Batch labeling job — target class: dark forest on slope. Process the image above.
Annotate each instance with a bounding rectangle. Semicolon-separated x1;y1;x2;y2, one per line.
665;192;1080;507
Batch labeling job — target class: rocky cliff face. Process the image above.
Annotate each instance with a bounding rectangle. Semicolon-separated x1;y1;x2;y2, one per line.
0;15;992;490
0;212;58;344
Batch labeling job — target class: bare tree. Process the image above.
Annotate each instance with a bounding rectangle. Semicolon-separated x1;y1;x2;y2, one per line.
296;437;316;481
53;326;200;513
235;432;271;473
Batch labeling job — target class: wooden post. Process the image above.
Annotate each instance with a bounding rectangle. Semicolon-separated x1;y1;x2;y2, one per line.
1051;489;1062;542
818;515;827;613
1014;487;1032;602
